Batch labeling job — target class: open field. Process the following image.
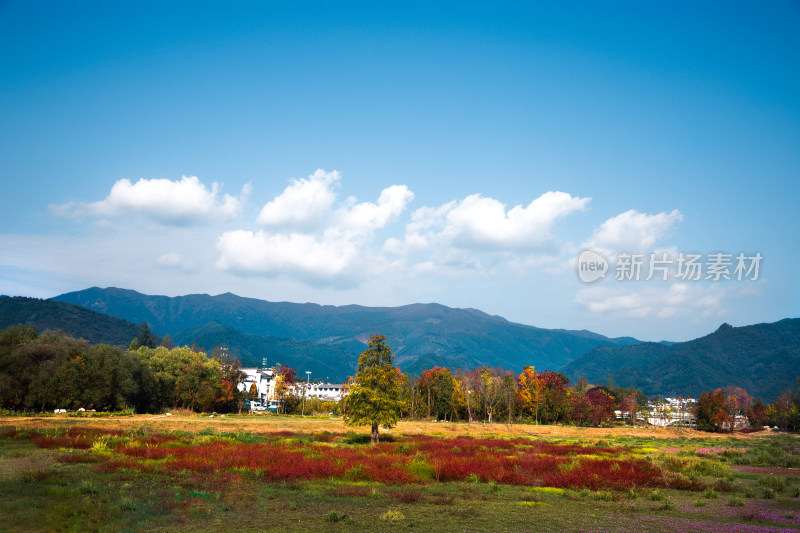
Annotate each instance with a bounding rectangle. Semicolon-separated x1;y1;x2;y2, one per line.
1;415;799;532
1;413;770;439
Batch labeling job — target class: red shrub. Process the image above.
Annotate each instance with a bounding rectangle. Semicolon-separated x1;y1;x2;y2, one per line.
543;458;664;490
66;427;123;438
668;476;706;491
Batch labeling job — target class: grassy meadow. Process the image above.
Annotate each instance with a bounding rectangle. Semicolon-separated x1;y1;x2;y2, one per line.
1;414;799;532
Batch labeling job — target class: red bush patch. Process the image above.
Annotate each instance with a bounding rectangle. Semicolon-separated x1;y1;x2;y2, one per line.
80;430;677;493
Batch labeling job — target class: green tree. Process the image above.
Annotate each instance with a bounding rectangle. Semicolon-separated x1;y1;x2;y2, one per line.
135;322;158;349
419;367;457;421
134;345;218;411
343;334;402;444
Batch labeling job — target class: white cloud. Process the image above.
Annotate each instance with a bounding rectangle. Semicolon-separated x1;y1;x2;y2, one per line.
216;230;361;285
217;171;413;286
575;282;735;319
445;191;590;251
157;252;195;273
587;209;682;253
157;252;183;267
51;176;248;225
383;191;589;275
256;169;340;229
337;185;414;231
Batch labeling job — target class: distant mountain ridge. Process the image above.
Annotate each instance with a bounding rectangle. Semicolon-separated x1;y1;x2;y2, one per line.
0;296;138;346
12;288;798;400
52;287;639;377
561;319;800;402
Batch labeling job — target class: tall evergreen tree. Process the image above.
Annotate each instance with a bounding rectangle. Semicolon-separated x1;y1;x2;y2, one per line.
343;334;402;444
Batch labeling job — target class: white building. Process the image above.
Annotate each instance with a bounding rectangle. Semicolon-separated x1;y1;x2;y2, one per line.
304;383;345;401
239;367;279;411
646;397;697;427
238;367;345;411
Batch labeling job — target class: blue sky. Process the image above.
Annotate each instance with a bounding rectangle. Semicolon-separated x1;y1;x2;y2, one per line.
1;1;798;342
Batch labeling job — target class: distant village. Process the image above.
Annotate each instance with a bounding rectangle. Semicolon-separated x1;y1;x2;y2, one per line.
240;362;724;429
239;363;344;412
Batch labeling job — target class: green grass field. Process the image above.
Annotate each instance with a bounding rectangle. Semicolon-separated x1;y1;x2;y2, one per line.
1;416;799;532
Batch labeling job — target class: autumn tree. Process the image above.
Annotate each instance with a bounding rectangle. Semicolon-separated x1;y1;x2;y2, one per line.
695;389;733;432
400;373;421;419
273;364;298;414
218;358;246;413
723;386;753;420
538;371;570;424
477;367;501;423
620;392;640;426
746;398;769;428
767;392;800;431
455;370;480;422
500;371;517;424
516;366;543;423
248;382;259;402
570;387;617;427
343;334;403;444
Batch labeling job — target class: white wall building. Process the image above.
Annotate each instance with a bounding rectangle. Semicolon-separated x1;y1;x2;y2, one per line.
646;397;697;427
239;367;279;411
239;367;345;411
304;383;345;401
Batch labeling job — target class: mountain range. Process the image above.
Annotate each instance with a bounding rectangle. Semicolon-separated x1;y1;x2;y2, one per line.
562;320;800;402
52;287;638;381
3;287;797;401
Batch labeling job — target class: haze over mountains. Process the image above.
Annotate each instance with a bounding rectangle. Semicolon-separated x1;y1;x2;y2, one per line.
3;287;797;401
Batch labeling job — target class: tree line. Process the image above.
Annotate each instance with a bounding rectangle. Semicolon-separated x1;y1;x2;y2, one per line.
1;325;798;432
0;325;245;413
694;386;800;432
398;365;637;427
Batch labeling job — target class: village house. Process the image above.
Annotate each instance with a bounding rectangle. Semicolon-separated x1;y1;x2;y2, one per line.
238;365;344;411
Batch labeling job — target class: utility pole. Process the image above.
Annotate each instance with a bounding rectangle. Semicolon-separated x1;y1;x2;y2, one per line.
302;371;311;416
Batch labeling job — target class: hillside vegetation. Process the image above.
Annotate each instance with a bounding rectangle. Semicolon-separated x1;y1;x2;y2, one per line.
53;287;637;375
0;296;138;346
562;320;800;401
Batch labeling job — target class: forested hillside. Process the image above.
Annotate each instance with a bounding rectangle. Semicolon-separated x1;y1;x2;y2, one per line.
0;296;138;346
53;287;638;375
562;319;800;401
